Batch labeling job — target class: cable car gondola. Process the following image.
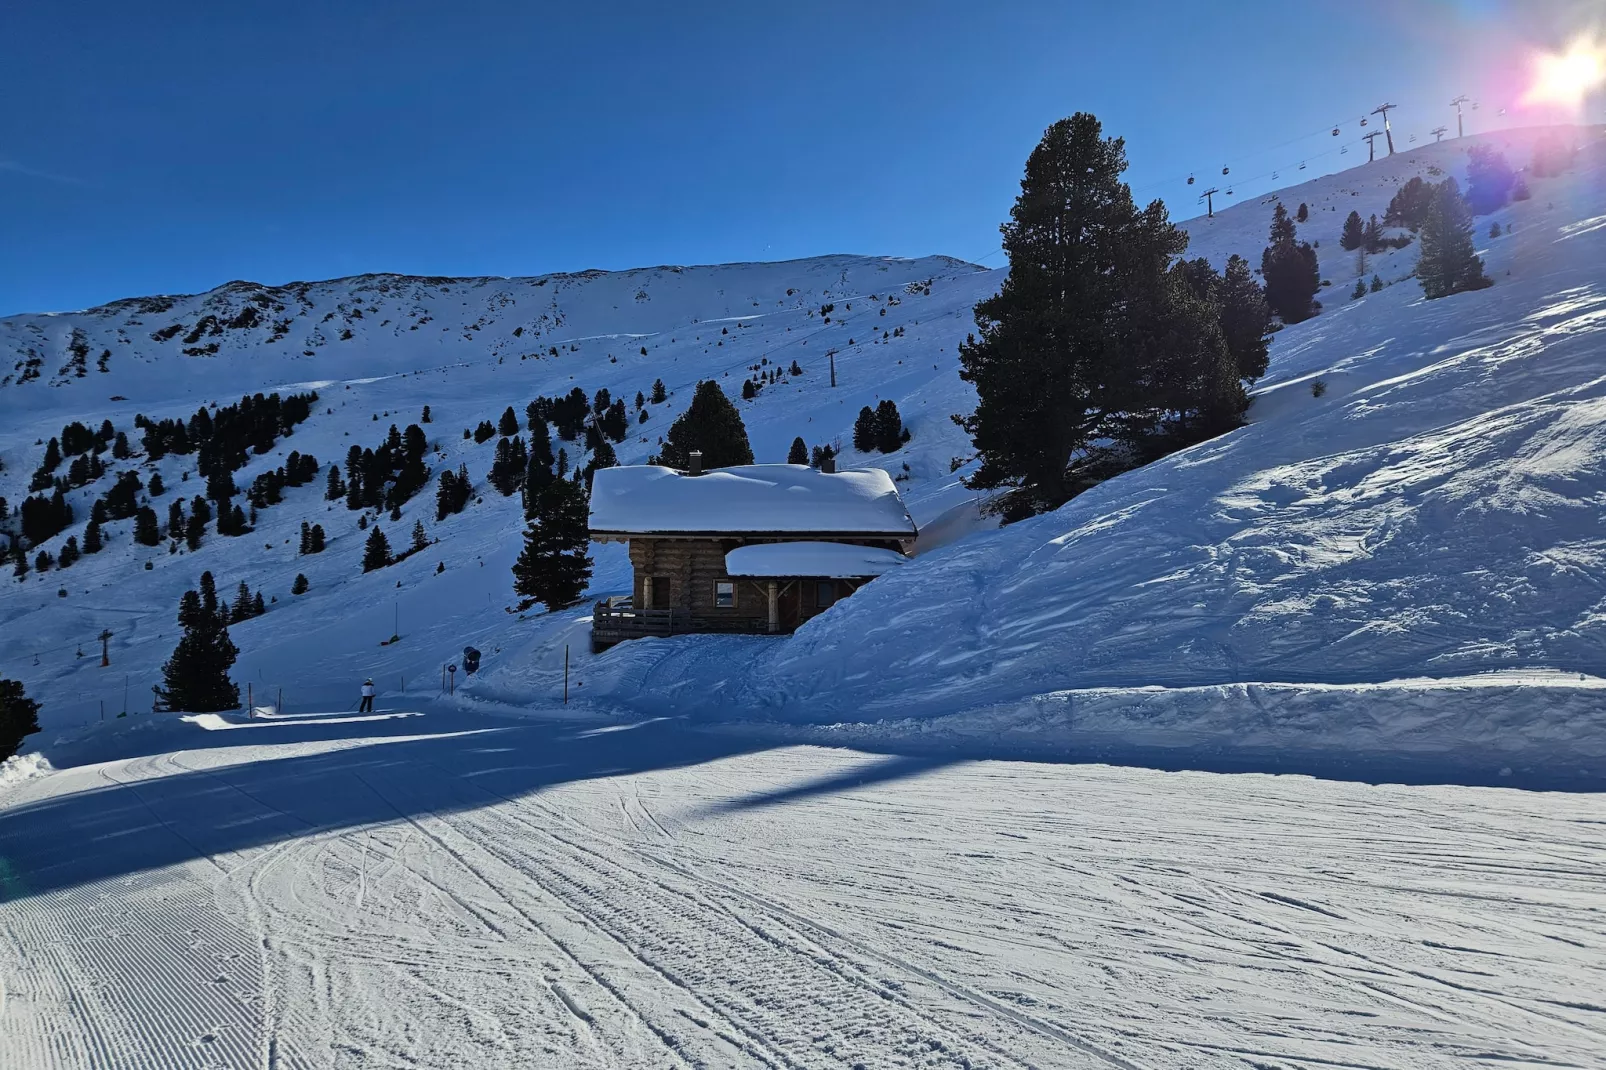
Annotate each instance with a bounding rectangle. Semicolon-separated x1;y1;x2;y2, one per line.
1187;174;1195;185
1222;166;1230;175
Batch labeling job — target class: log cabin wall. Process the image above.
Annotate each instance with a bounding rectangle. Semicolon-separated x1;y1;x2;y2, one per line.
626;535;903;626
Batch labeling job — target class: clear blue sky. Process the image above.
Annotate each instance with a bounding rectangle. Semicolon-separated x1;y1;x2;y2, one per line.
0;0;1589;314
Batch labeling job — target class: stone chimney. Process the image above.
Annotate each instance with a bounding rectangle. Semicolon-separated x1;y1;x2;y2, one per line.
688;450;703;476
820;453;836;474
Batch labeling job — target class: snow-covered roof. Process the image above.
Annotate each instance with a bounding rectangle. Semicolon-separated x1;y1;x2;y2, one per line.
725;542;908;578
589;464;917;537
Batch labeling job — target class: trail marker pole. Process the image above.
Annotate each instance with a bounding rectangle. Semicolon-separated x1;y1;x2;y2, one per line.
829;352;836;388
99;629;113;667
247;683;253;718
100;700;105;723
564;645;569;705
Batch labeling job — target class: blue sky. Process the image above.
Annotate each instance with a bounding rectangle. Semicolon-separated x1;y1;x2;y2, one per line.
0;0;1590;314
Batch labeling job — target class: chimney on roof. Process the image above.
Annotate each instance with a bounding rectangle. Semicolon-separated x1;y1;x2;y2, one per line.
820;454;836;474
688;450;703;476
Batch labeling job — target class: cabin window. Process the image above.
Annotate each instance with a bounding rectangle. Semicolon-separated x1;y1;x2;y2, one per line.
714;581;736;608
816;581;836;609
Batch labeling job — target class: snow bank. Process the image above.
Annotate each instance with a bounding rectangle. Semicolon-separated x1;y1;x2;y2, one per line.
0;752;53;791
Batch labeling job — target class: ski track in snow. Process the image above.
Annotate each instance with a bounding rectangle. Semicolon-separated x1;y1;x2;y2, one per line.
3;717;1604;1068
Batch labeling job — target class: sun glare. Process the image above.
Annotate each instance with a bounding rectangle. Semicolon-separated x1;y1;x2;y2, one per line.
1523;37;1606;108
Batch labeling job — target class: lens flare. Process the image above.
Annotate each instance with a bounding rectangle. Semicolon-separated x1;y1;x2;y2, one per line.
1522;37;1606;108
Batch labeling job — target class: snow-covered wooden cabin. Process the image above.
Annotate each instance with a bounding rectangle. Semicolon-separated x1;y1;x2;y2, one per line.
587;453;917;651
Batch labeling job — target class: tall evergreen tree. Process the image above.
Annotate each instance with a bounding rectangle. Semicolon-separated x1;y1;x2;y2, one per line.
158;572;240;713
1261;202;1320;324
583;438;617;491
650;379;667;404
292;573;309;595
654;381;755;470
498;405;520;437
1340;211;1366;251
957;112;1202;513
411;519;428;553
82;520;103;554
788;436;809;465
233;581;255;621
133;505;161;546
0;677;42;761
1417;178;1492;300
874;400;907;453
1217;255;1271;382
362;526;392;572
326;463;346;501
309;524;326;553
852;406;878;452
512;479;593;611
1464;146;1515;215
1385;177;1433;229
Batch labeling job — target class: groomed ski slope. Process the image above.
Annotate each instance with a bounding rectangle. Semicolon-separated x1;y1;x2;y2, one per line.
3;711;1603;1069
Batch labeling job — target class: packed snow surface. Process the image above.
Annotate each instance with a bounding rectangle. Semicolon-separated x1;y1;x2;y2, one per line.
3;712;1603;1069
589;463;917;536
725;541;908;577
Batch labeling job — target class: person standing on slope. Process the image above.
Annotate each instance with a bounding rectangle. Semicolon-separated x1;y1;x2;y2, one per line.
359;678;376;713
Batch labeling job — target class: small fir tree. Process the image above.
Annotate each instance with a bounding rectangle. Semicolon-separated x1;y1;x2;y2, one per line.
1340;211;1366;251
0;677;42;761
134;505;161;546
651;378;667;404
498;406;520;437
362;526;392;572
654;381;755;470
788;436;809;465
158;573;240;712
411;519;428;554
292;573;309;595
1417;178;1492;300
512;478;594;611
1261;202;1321;324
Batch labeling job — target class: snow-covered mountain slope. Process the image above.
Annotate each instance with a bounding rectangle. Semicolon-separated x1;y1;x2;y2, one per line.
536;126;1606;773
3;125;1602;764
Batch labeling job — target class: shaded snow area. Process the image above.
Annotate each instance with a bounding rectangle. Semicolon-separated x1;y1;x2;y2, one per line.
2;714;1603;1068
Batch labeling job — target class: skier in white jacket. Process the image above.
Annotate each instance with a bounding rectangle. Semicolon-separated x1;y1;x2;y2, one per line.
359;679;376;713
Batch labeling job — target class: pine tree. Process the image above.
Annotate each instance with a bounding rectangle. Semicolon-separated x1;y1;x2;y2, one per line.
1385;177;1433;229
421;404;432;424
113;431;131;459
0;677;42;761
853;406;878;452
1352;279;1368;299
58;536;80;568
741;379;757;400
158;572;240;713
299;521;312;554
168;500;187;539
82;520;102;554
233;581;255;621
252;591;265;617
1418;178;1492;300
651;378;667;404
512;479;593;611
292;573;309;595
1363;214;1385;254
1218;255;1271;382
1296;202;1309;223
1371;274;1384;293
41;438;61;473
185;512;205;551
1340;211;1365;251
498;406;520;437
874;400;907;453
654;381;755;470
635;391;646;409
583;437;617;490
1465;146;1515;215
134;506;161;546
1261;202;1320;324
309;524;325;553
957;112;1205;512
411;519;428;554
149;472;165;497
362;526;392;572
326;463;346;501
788;436;808;465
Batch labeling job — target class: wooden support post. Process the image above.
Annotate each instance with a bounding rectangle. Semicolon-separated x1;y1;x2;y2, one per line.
767;580;779;634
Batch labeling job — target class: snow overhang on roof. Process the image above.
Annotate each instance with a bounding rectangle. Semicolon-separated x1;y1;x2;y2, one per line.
725;542;908;579
588;464;918;537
